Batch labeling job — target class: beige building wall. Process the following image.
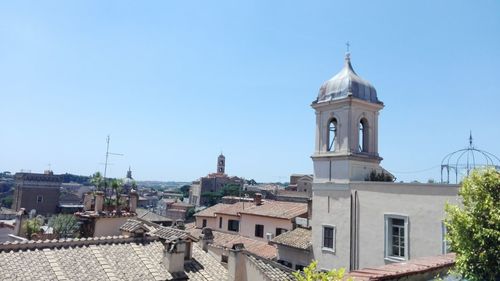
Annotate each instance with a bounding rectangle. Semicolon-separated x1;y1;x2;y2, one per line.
239;214;293;242
94;216;134;237
312;181;459;271
276;246;313;270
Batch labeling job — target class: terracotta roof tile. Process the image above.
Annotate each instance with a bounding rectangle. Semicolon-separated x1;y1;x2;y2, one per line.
187;227;277;259
195;201;307;220
245;252;295;281
347;254;455;281
270;227;312;250
0;237;227;281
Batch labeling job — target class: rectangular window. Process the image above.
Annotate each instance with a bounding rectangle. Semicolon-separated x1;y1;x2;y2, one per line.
219;217;223;228
202;219;207;228
255;224;264;238
36;195;43;203
228;219;239;232
385;214;409;261
276;228;287;236
322;225;335;252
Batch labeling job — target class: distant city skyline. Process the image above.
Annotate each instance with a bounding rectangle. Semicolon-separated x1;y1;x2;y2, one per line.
1;1;499;182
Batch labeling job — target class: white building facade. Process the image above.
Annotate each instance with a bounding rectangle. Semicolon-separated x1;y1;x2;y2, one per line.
310;53;459;271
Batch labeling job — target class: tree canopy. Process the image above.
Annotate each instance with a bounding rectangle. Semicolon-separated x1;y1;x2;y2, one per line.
293;260;351;281
49;214;79;239
445;168;500;281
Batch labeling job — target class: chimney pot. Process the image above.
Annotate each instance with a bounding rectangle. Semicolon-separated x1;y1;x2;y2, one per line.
95;191;104;212
83;192;93;211
254;193;262;206
162;239;187;275
129;190;138;213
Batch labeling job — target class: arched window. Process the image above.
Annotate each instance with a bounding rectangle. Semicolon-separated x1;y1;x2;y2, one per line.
328;119;337;151
359;118;368;152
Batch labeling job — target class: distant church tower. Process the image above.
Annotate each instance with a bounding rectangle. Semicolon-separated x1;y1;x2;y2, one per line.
312;52;385;182
217;154;225;174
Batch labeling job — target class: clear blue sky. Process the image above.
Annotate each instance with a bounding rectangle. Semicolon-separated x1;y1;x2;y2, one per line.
1;1;499;183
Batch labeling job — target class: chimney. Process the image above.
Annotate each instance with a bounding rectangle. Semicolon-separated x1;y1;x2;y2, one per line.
83;192;93;211
254;193;262;206
228;243;245;281
200;227;214;252
95;191;104;212
175;219;185;230
129;190;138;213
162;239;187;277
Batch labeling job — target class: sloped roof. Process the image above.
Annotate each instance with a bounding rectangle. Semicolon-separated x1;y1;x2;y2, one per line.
194;203;233;217
347;253;455;280
245;252;295;281
270;227;312;250
186;225;277;259
195;201;307;220
136;208;172;223
0;237;227;281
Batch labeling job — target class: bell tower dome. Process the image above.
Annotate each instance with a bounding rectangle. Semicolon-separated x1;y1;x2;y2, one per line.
312;53;386;183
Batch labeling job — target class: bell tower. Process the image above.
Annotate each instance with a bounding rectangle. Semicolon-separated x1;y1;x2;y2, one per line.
217;154;225;174
312;53;385;182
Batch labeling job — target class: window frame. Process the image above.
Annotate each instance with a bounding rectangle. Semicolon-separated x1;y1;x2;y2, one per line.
202;219;207;228
255;224;264;238
219;217;223;229
321;224;336;253
227;219;239;232
36;195;43;203
384;214;409;262
276;228;287;237
327;118;338;152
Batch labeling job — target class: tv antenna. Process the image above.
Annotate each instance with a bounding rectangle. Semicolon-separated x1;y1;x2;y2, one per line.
102;135;124;180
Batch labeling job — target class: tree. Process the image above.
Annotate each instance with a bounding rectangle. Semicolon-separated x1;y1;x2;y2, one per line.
445;168;500;281
179;185;190;198
49;214;79;238
90;172;104;191
23;217;43;239
293;260;351;281
111;179;124;210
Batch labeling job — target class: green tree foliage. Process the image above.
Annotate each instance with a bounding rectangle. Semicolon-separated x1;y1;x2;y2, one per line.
445;169;500;281
111;179;124;210
49;214;79;238
365;170;394;182
23;217;43;239
179;185;190;198
90;172;104;191
293;260;351;281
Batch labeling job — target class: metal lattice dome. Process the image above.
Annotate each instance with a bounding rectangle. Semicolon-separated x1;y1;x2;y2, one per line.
315;53;380;104
441;133;500;184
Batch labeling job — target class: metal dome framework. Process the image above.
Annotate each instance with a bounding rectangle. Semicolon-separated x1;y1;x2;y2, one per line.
441;133;500;184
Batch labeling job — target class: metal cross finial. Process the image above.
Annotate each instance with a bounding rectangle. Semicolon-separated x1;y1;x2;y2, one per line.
469;131;473;147
346;41;350;53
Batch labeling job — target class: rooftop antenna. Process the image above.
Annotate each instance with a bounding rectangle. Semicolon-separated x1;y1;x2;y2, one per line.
346;41;350;53
103;135;124;180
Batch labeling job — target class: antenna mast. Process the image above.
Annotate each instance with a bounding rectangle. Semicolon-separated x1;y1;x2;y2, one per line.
103;135;124;180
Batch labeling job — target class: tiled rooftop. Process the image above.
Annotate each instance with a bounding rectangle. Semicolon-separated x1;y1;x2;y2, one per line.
136;208;172;223
195;200;307;220
347;253;456;281
194;203;233;217
270;227;312;250
186;224;277;259
0;236;227;281
245;252;295;281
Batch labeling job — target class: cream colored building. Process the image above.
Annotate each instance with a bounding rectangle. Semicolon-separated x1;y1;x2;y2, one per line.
194;195;307;242
310;53;459;271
